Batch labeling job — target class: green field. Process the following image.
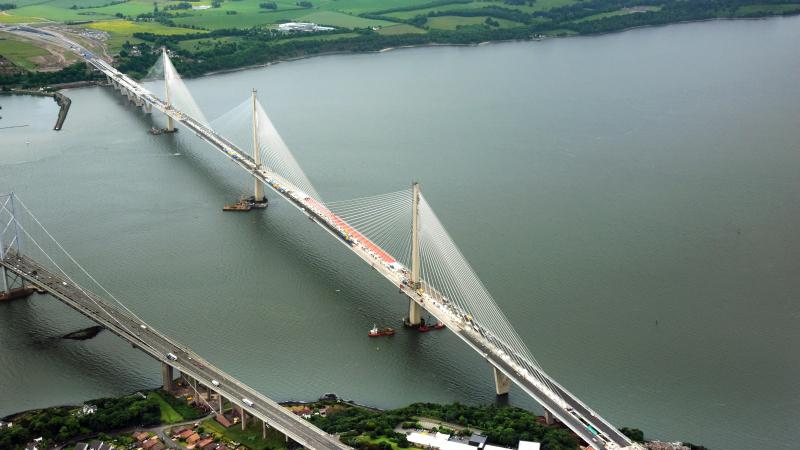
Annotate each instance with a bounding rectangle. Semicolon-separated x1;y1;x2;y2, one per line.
426;15;521;30
202;417;289;450
0;34;50;69
147;392;184;424
377;23;426;35
175;35;243;51
737;3;800;15
572;6;661;23
0;0;564;32
87;19;203;51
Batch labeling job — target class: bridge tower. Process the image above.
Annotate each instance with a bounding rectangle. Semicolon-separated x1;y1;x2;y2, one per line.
163;47;175;132
0;193;30;301
252;89;266;203
407;181;423;326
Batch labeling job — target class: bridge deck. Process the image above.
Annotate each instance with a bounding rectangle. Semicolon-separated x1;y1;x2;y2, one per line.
0;252;350;450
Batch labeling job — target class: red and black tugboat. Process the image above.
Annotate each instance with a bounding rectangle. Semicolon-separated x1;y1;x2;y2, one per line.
368;324;396;337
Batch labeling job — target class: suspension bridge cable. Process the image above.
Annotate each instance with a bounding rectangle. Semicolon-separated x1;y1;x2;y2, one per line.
9;205;162;358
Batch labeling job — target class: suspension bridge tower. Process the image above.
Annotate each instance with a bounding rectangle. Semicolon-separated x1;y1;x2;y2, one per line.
0;193;36;302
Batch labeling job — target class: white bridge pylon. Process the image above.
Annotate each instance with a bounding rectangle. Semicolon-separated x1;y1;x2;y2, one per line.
95;49;643;450
210;91;321;201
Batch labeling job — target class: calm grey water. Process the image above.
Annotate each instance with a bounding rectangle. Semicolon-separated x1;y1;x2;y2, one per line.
1;16;799;450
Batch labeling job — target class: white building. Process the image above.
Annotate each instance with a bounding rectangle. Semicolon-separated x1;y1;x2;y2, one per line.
406;431;540;450
277;22;335;32
407;432;473;450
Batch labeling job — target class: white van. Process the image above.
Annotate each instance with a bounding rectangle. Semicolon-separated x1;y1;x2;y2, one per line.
242;398;254;407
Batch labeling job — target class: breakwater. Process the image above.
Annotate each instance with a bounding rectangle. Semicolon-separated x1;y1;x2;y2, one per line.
0;89;71;130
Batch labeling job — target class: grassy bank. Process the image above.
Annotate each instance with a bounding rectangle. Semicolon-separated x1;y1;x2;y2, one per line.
201;417;291;450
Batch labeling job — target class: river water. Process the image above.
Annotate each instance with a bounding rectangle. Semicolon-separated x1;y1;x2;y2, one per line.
1;16;799;450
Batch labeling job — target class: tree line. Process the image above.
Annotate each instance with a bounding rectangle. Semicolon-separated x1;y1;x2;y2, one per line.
0;395;160;449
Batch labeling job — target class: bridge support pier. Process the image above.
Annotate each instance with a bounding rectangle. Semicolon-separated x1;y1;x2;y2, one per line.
144;103;152;114
407;300;422;326
161;363;174;393
544;409;555;425
241;406;247;430
218;393;223;412
406;181;423;327
493;366;511;396
262;419;267;439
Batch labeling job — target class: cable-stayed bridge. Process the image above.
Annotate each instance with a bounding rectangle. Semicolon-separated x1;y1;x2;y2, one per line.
4;29;643;450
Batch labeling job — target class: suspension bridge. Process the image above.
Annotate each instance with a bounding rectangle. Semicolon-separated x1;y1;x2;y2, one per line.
0;193;349;449
2;28;643;450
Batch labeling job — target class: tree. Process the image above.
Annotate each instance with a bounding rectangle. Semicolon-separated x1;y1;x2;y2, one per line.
620;427;644;442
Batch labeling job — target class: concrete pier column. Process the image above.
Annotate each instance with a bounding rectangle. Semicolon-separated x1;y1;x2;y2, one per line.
161;363;174;393
218;393;223;412
241;407;247;430
544;409;554;425
1;267;8;295
262;419;267;439
493;366;511;396
144;103;152;114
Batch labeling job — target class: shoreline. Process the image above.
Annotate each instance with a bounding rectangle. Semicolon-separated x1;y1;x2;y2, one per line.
0;88;73;130
1;389;380;422
184;14;797;81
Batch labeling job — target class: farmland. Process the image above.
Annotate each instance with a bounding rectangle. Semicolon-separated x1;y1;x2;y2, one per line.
1;0;800;85
0;32;50;70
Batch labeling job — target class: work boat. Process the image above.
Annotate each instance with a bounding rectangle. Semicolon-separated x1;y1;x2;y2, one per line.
368;324;396;337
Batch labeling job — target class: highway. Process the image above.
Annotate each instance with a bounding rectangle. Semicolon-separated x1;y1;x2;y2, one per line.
0;251;351;450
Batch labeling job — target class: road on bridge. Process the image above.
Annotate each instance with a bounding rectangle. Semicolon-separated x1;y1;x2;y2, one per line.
1;251;350;450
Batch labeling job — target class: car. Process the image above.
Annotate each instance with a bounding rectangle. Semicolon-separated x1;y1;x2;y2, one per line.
242;398;254;407
166;352;178;361
61;281;68;286
211;379;220;386
140;324;147;330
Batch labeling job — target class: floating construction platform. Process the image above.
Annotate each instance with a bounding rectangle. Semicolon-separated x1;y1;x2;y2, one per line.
223;196;268;212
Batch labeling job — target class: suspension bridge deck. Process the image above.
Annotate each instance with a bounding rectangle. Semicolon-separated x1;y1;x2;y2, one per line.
0;251;351;450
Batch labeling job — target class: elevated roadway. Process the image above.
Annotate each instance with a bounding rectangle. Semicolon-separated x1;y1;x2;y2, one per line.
0;251;351;450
